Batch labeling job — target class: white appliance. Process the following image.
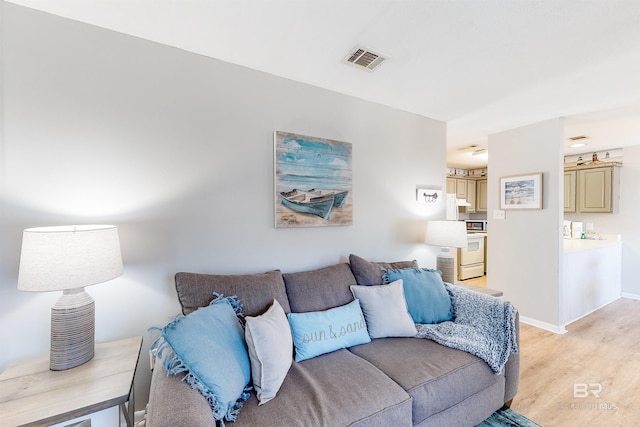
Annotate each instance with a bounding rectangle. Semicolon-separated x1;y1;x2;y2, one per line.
445;193;471;220
465;220;487;232
458;234;485;280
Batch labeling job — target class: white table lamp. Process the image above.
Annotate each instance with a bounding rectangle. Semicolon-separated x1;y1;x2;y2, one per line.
425;220;468;284
18;225;123;371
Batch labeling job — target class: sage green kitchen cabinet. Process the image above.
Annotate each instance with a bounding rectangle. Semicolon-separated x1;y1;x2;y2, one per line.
476;179;488;212
446;178;456;195
564;171;576;213
456;179;467;199
446;177;469;199
466;179;476;213
577;167;613;213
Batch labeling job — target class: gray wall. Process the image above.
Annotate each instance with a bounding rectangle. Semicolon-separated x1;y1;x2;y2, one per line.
488;118;564;330
0;4;446;406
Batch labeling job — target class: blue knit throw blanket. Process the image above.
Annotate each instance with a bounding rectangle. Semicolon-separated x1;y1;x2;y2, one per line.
415;283;518;374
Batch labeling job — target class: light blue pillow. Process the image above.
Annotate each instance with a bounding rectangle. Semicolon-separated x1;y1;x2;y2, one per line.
383;268;453;324
150;295;251;423
287;299;371;362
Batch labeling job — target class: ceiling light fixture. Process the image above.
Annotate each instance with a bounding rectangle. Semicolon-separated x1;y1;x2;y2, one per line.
570;142;587;148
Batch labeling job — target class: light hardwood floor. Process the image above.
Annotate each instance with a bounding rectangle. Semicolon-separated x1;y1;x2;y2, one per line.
513;298;640;426
456;274;487;287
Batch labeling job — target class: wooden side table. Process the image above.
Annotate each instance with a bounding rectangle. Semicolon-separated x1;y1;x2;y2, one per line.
0;336;142;427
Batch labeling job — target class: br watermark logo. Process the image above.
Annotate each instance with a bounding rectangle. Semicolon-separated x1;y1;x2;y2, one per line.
573;383;602;398
557;383;618;411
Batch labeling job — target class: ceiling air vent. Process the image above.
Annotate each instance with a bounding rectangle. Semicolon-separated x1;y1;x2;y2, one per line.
568;135;589;141
343;46;388;71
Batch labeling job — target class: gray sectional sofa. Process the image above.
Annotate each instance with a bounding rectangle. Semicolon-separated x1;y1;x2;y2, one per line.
147;256;519;427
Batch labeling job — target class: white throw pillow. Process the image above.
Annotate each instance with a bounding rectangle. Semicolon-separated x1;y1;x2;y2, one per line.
350;280;417;338
244;299;293;405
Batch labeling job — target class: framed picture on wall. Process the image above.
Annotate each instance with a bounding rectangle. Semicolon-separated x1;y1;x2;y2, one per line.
499;173;543;210
274;131;352;228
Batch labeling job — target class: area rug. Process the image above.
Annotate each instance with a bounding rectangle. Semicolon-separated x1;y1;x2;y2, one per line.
476;407;541;427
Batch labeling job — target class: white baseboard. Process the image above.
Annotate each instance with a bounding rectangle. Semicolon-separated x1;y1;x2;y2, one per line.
519;316;567;334
622;292;640;300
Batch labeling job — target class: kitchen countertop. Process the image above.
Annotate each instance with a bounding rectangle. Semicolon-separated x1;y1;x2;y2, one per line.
563;238;621;252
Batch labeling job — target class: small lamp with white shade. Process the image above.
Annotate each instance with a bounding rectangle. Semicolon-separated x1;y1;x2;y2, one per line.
424;220;468;284
17;225;123;371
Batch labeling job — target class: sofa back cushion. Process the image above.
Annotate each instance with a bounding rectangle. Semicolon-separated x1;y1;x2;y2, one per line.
283;263;357;313
175;270;291;316
349;254;419;286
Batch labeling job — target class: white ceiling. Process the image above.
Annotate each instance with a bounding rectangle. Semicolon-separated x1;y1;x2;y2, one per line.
8;0;640;169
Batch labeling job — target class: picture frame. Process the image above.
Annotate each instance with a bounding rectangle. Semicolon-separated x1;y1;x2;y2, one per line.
499;173;543;210
274;131;352;228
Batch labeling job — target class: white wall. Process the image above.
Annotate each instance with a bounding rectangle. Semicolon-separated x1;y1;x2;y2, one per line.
0;4;446;407
565;144;640;298
487;118;564;331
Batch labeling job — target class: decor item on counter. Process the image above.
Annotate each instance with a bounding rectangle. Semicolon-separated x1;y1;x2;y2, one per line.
424;220;468;284
274;131;352;228
17;225;123;371
571;221;584;239
499;173;543;210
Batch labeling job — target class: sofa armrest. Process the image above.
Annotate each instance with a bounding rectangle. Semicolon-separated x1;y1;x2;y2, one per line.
503;311;520;403
147;358;214;427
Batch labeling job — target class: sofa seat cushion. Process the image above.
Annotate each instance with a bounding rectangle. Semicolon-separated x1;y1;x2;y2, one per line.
175;270;290;316
232;349;413;427
348;337;503;425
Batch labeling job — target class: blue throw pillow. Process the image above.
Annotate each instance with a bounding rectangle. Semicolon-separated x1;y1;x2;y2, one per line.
150;295;251;423
383;268;453;324
287;299;371;362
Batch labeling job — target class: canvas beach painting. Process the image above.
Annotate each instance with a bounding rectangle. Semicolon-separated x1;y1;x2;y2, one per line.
274;131;352;228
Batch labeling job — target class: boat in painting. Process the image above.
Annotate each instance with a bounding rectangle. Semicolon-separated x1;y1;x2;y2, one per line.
308;189;348;208
280;189;348;220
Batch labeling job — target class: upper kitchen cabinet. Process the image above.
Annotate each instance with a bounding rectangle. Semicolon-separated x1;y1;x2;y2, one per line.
564;171;577;213
564;165;619;213
476;179;488;212
446;177;468;199
446;177;478;212
446;178;457;195
466;180;476;213
577;167;612;213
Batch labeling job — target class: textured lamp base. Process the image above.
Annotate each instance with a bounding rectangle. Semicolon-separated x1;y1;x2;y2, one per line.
436;248;455;284
50;288;95;371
